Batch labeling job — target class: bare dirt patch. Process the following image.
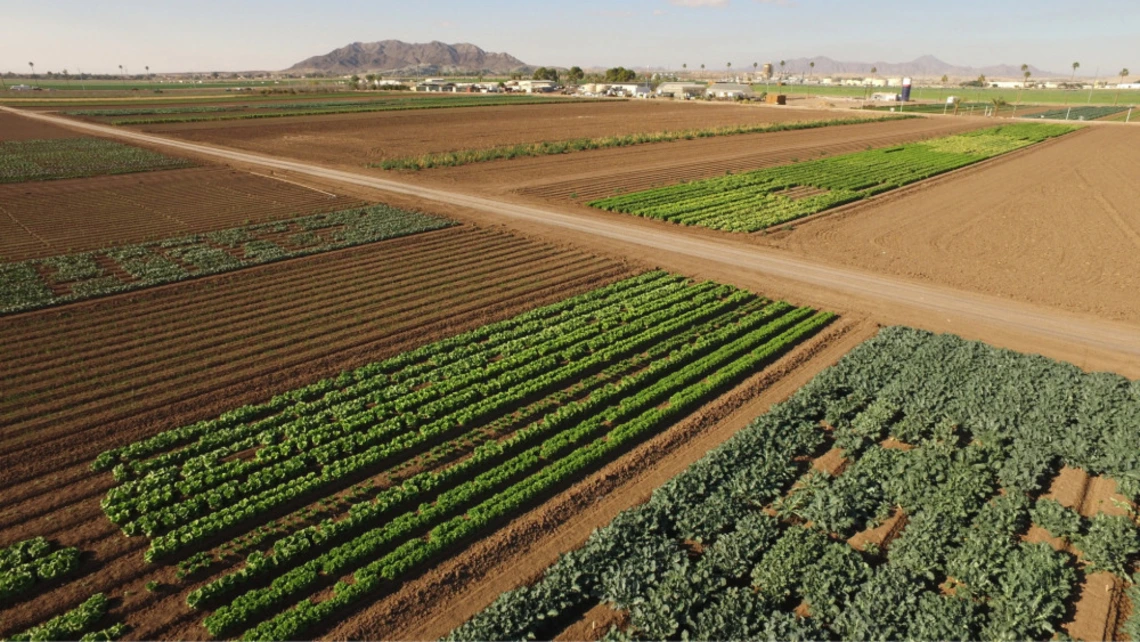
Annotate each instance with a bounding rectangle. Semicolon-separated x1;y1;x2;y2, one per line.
781;126;1140;322
0;112;79;141
0;166;362;260
553;602;629;642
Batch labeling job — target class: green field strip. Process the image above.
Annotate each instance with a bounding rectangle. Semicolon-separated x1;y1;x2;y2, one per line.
589;123;1077;232
0;204;454;315
0;137;191;183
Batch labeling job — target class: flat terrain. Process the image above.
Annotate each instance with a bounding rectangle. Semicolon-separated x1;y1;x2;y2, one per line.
404;117;986;202
781;125;1140;322
0;225;632;638
0;111;86;140
0;167;362;260
140;101;883;165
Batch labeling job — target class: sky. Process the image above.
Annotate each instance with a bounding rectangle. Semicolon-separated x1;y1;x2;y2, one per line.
3;0;1137;76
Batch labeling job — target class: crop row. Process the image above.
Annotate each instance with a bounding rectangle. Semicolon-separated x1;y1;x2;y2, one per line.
4;593;126;642
93;96;605;126
450;326;1140;641
0;537;80;602
0;137;193;184
1026;105;1127;121
0;204;453;315
68;95;600;118
93;272;834;638
372;115;915;171
589;123;1077;232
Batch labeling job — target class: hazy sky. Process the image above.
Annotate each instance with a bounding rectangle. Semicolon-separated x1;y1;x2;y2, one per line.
4;0;1137;76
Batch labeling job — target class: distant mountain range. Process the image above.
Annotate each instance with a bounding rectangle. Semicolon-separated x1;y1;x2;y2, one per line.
761;55;1065;79
287;40;531;75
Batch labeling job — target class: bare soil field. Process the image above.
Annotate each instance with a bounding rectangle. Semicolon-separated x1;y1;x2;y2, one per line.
398;116;986;202
0;225;633;638
139;101;882;165
0;167;363;260
0;111;83;140
780;125;1140;322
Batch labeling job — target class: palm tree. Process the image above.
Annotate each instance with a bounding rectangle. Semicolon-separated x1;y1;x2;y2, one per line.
1071;61;1080;86
62;69;70;88
28;61;35;79
1021;63;1030;87
809;61;815;80
1116;68;1130;105
118;64;124;80
753;61;758;77
779;60;786;81
726;61;732;77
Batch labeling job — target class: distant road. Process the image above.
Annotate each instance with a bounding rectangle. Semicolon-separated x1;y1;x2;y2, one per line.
7;106;1139;364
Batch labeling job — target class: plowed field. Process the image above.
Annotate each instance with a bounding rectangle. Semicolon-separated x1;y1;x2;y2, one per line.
139;101;883;165
0;226;633;637
0;167;364;261
0;111;78;141
781;125;1140;322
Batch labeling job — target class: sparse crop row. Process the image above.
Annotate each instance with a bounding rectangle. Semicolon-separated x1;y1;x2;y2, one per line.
1025;105;1127;121
68;96;599;118
372;115;916;171
451;326;1140;642
0;204;453;315
589;123;1077;232
93;272;834;639
4;593;126;642
0;138;192;183
86;96;606;125
0;537;80;602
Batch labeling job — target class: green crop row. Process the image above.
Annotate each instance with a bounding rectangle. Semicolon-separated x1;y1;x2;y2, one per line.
0;537;81;602
93;273;833;638
4;593;126;642
0;204;453;315
372;115;916;171
589;123;1077;232
1024;105;1128;121
450;326;1140;641
0;137;192;183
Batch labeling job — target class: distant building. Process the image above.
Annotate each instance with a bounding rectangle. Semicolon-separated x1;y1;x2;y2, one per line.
607;82;653;97
517;79;560;93
706;82;755;99
414;80;456;92
656;82;705;99
762;63;773;80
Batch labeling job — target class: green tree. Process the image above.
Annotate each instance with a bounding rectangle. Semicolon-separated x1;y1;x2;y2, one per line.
532;67;559;82
941;74;948;85
604;67;637;82
566;66;584;84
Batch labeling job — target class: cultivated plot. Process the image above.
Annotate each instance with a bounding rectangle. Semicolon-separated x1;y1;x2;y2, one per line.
453;326;1140;642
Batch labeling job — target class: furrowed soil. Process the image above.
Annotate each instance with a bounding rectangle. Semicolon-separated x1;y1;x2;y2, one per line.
0;166;363;260
399;115;987;202
137;100;886;165
0;225;633;638
0;111;80;140
781;125;1140;322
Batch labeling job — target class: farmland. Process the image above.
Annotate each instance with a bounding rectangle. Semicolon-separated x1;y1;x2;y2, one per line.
69;95;603;126
452;326;1140;641
589;123;1074;231
0;203;451;313
133;100;889;166
3;68;1140;642
0;138;192;182
1023;105;1130;121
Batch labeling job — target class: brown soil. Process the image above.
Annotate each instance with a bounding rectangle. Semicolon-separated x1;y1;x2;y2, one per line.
0;226;633;638
415;117;986;203
0;167;362;260
1047;466;1092;510
812;447;848;475
0;111;79;140
142;100;884;165
1064;572;1122;642
781;125;1140;322
338;318;873;641
553;602;629;642
1080;476;1132;518
847;508;908;552
1024;525;1068;552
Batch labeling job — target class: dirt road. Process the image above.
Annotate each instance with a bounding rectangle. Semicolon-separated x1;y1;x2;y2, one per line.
6;106;1139;369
